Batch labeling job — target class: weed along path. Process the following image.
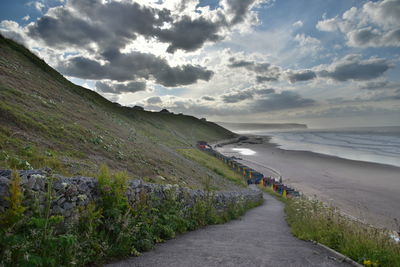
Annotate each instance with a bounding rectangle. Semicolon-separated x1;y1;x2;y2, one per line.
108;190;350;267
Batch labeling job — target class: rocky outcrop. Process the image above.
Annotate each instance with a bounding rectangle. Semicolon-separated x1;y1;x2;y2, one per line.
0;169;262;221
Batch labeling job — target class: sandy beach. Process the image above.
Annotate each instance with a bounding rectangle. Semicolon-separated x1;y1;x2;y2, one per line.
216;136;400;230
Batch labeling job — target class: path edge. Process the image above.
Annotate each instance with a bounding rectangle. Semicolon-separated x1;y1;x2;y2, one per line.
312;241;364;267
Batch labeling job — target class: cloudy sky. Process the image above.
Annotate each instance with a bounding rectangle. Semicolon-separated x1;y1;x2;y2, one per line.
1;0;399;128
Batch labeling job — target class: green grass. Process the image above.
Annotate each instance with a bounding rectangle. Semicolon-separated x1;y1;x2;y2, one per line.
177;149;247;187
258;186;400;267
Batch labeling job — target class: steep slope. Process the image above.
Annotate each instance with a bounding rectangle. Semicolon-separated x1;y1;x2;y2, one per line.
0;35;237;189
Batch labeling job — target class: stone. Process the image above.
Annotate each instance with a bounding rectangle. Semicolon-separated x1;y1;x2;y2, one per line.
27;176;36;189
63;202;74;210
52;205;63;214
57;197;66;205
64;210;72;218
53;181;64;191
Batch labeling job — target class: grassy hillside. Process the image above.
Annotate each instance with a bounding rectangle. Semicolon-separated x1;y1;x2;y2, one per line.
0;35;237;190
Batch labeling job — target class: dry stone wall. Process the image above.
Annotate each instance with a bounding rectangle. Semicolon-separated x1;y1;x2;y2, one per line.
0;169;263;221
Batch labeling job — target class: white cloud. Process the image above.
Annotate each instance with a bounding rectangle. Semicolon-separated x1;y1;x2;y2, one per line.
35;2;45;11
292;20;303;28
316;0;400;48
293;33;322;56
22;15;30;21
27;1;46;12
0;20;29;45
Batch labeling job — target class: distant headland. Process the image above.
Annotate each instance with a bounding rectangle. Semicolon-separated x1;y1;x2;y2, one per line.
216;122;307;131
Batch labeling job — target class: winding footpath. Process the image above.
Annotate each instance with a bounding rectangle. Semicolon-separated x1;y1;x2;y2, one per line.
108;190;351;267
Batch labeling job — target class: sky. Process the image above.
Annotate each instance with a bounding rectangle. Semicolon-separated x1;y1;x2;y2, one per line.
1;0;399;128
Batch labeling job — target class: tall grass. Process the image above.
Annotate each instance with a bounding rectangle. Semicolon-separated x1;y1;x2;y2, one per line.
177;149;246;187
285;197;400;266
259;184;400;267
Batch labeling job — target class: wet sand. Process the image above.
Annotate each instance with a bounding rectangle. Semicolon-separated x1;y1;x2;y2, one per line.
216;136;400;230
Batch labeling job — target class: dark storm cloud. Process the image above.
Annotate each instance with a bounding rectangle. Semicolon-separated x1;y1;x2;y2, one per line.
59;50;213;87
147;96;162;104
153;0;265;52
229;54;392;85
228;58;281;82
27;0;265;54
22;0;266;89
202;96;216;101
222;90;253;103
253;91;316;112
256;88;275;95
348;28;380;47
286;70;317;83
228;58;254;68
358;81;389;90
221;87;275;103
358;80;400;91
28;8;109;50
142;88;315;117
256;76;278;83
28;0;171;50
318;56;393;81
95;81;146;94
156;16;222;53
347;27;400;47
156;0;265;52
223;0;260;25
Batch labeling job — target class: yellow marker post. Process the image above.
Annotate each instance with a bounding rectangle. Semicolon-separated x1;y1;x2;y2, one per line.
283;189;287;198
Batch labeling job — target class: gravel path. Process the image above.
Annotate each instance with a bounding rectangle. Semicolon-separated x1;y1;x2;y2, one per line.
107;191;351;267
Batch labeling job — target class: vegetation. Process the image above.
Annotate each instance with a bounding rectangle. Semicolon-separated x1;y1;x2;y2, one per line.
177;149;247;187
0;168;261;266
0;34;237;190
258;186;400;267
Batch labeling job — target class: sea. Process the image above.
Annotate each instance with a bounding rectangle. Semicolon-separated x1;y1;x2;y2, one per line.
235;126;400;168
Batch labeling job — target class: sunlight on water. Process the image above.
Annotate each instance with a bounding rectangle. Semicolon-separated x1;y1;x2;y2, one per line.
232;148;256;155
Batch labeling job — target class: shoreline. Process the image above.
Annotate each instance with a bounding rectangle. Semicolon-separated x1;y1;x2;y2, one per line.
236;134;400;169
215;135;400;231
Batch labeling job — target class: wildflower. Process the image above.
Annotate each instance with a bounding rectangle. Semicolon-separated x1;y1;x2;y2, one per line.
363;259;379;266
363;260;372;266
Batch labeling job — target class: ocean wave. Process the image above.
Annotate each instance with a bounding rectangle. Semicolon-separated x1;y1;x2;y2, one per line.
264;128;400;167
